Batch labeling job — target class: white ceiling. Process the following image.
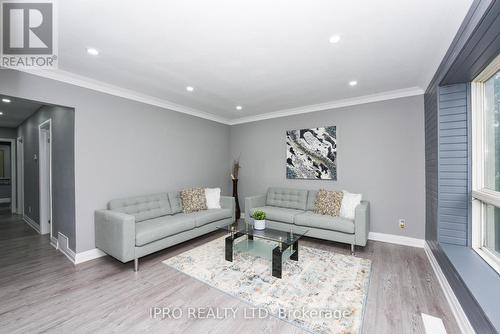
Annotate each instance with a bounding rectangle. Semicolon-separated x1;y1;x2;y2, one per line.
0;96;42;128
52;0;473;123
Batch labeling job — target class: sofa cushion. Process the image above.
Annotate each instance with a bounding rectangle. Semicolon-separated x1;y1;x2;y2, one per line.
306;190;318;211
108;193;171;222
135;214;196;246
295;211;354;234
189;208;232;227
168;191;183;214
266;187;308;210
250;206;303;224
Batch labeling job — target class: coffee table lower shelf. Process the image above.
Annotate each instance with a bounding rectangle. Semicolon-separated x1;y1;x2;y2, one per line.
224;233;299;279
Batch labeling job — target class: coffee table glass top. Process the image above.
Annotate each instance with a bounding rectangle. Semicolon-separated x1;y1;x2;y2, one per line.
218;221;308;246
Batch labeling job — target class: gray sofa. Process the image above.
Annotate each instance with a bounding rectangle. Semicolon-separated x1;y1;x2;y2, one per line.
245;187;369;253
95;191;235;271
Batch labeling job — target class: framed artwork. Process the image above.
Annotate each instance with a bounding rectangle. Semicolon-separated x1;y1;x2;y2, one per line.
286;126;337;180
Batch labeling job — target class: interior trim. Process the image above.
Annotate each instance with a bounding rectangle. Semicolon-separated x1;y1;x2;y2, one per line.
368;231;425;248
23;215;40;234
228;87;424;125
74;248;107;265
17;69;424;126
50;236;58;250
58;232;76;263
56;232;107;265
424;242;476;334
17;68;230;124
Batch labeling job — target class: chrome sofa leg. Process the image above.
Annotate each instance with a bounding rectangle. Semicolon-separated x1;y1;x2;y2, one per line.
134;257;139;272
351;244;355;256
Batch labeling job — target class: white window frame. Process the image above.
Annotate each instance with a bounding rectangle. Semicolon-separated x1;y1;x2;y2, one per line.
471;54;500;275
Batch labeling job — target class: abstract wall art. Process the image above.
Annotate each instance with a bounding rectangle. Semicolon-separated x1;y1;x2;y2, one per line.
286;126;337;180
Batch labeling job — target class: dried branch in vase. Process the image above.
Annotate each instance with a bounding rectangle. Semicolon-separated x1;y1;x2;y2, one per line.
232;159;241;180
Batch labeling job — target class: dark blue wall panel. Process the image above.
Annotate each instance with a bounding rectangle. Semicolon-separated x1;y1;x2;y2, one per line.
438;83;469;246
425;89;439;242
425;1;500;331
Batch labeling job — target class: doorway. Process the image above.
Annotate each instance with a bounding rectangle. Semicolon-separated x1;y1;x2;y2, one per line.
0;139;17;214
39;120;52;237
16;137;23;215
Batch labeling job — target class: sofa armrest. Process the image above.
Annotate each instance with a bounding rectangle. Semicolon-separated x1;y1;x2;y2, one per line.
245;194;266;223
95;210;136;263
220;196;235;222
354;201;370;246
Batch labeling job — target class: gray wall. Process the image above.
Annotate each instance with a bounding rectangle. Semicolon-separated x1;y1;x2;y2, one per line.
0;127;17;139
230;95;426;239
0;69;231;252
17;105;76;250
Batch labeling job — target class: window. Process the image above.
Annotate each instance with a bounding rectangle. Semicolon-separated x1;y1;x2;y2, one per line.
472;54;500;274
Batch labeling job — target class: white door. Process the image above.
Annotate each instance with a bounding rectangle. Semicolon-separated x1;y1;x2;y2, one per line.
16;137;23;215
39;124;52;236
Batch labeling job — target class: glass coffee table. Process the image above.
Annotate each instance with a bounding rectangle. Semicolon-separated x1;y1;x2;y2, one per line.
218;221;308;279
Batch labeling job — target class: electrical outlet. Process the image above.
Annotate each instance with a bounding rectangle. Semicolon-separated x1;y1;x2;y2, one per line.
399;219;406;229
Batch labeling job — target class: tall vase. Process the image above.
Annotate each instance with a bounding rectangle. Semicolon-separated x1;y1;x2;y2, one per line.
232;179;241;221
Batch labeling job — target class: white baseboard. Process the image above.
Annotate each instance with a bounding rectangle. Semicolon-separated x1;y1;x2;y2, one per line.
424;242;475;334
58;232;76;263
23;215;41;234
56;232;107;264
368;231;425;248
50;236;58;249
74;248;107;264
243;214;424;248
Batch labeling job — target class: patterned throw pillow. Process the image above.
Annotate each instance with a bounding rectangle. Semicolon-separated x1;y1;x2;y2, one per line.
180;188;207;213
314;189;344;217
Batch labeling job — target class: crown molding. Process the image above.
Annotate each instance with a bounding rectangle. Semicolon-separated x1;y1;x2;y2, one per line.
16;68;232;124
17;69;423;126
228;86;424;125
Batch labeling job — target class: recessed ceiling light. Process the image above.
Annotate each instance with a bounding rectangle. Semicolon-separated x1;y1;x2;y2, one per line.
186;86;194;92
87;48;99;56
349;80;358;86
236;106;243;110
0;112;4;115
329;35;341;44
1;98;11;103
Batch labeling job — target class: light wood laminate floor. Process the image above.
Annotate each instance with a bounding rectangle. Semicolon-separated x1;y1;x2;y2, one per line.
0;214;459;333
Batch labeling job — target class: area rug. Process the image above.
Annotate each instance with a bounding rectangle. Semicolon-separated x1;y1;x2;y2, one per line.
163;236;371;334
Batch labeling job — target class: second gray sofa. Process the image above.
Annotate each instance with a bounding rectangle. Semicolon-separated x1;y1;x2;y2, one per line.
95;191;235;271
245;187;369;253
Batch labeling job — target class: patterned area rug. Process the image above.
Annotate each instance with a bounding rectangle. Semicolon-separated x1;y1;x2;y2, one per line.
163;236;371;334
